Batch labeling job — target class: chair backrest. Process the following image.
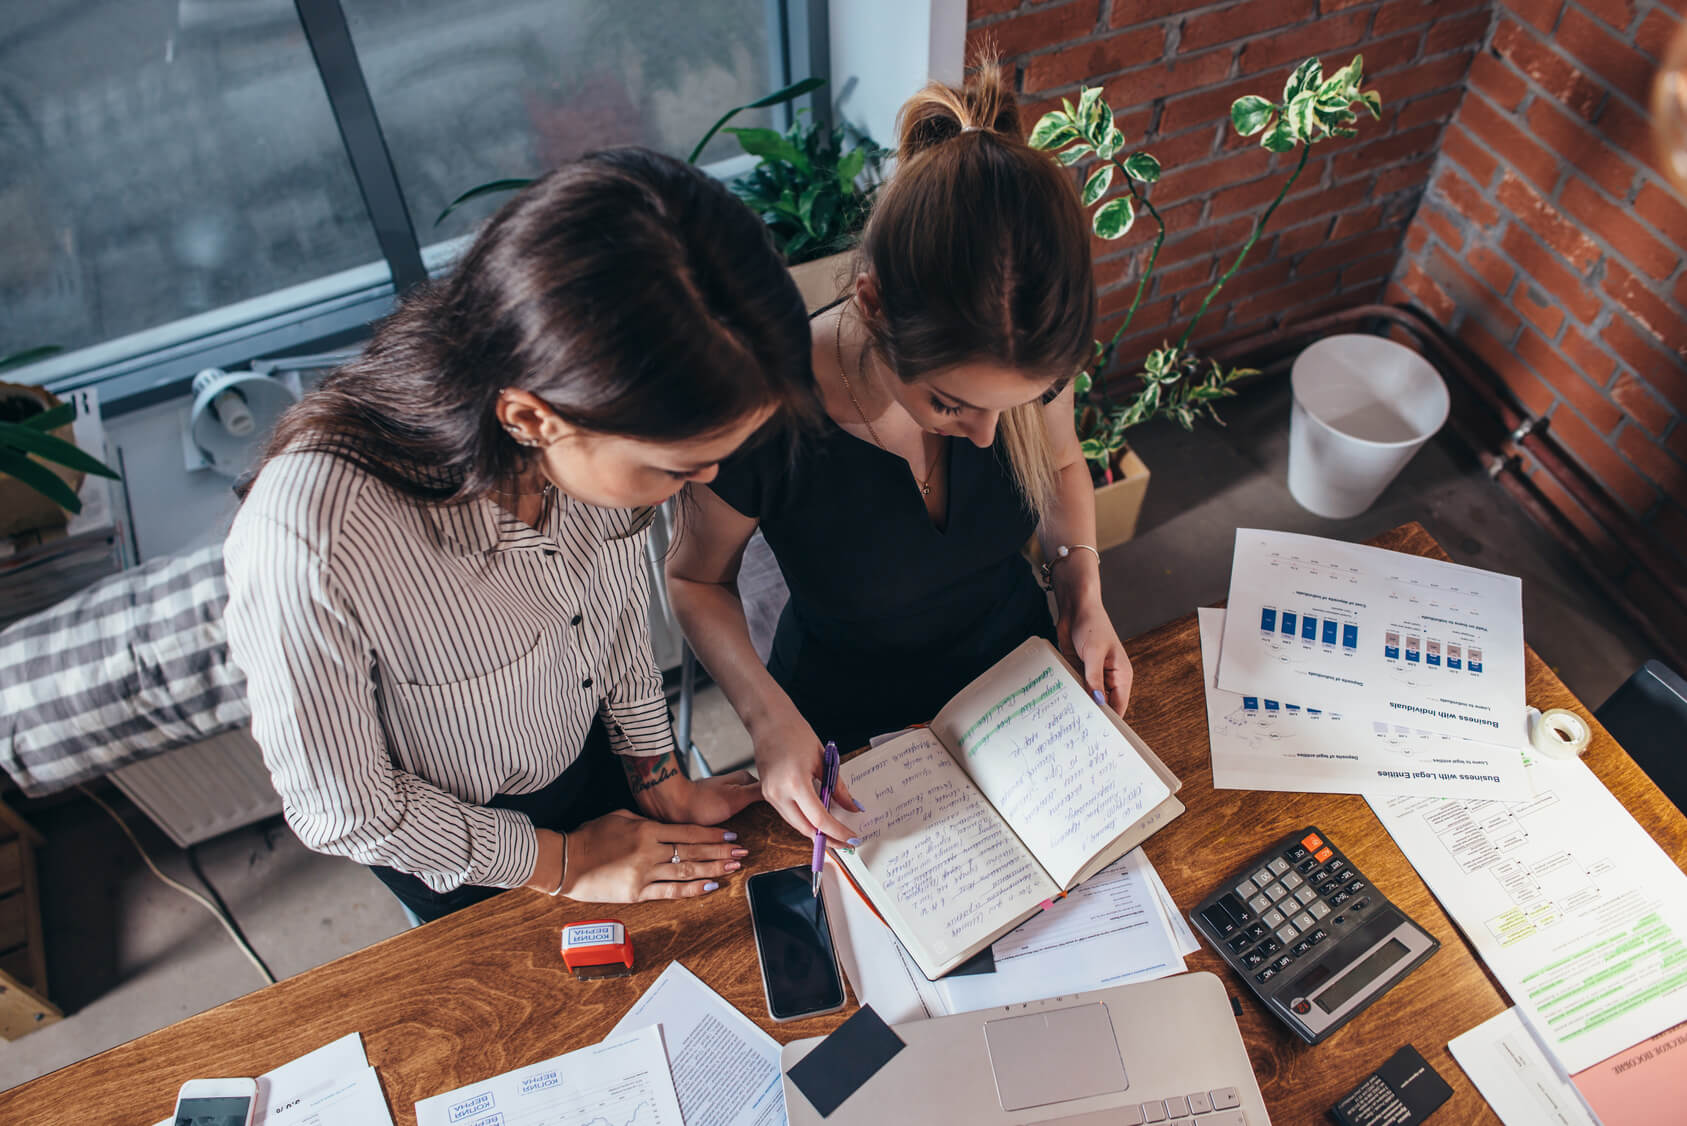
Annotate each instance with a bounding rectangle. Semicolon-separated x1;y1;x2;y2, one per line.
1596;660;1687;813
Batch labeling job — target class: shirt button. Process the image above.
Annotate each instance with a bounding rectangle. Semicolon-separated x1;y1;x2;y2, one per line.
570;614;583;626
581;677;593;690
543;548;557;557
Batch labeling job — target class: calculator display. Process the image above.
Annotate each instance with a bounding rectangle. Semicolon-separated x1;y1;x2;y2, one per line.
1316;938;1407;1014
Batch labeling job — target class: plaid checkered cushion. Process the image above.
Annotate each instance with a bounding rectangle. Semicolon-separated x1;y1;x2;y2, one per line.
0;543;249;796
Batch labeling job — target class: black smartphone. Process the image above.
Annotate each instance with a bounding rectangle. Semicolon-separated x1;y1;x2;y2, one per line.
745;864;848;1022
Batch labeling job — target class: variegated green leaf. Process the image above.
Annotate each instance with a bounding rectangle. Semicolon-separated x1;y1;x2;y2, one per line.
1092;195;1136;239
1122;151;1162;183
1231;95;1276;136
1360;90;1382;120
1287;90;1318;140
1056;143;1095;166
1082;163;1115;206
1074;370;1094;395
1077;87;1111;145
1097;125;1126;160
1029;111;1079;150
1284;58;1323;104
1261;117;1297;152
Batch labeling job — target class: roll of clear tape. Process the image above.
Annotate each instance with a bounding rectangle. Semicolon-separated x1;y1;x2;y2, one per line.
1525;706;1592;758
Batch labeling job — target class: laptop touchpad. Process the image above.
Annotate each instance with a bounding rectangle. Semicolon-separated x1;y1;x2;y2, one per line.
983;1003;1128;1112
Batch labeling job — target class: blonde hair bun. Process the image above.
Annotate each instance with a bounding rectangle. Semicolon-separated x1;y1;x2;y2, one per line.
896;56;1022;160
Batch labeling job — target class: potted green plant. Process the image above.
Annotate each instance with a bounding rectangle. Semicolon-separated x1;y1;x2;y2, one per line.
0;348;121;538
1031;55;1381;550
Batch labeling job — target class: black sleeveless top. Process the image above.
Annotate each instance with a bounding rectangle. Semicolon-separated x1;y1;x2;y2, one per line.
707;415;1055;752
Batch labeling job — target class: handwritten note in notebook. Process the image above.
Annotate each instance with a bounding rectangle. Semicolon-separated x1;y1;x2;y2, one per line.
834;638;1182;979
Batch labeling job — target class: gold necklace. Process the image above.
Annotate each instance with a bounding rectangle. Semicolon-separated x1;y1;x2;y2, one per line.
834;317;942;498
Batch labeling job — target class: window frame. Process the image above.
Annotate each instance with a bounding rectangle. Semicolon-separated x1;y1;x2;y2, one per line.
19;0;827;417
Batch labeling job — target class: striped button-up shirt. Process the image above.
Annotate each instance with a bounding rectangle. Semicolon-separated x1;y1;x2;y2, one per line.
224;449;673;892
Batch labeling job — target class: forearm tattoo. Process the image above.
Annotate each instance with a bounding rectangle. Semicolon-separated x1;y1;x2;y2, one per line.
623;750;681;795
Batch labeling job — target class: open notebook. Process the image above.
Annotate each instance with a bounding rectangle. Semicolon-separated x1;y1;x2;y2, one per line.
831;637;1184;979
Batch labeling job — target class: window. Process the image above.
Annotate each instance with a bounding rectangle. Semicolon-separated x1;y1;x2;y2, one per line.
5;0;823;412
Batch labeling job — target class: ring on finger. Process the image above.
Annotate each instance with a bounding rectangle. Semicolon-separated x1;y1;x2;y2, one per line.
670;844;681;864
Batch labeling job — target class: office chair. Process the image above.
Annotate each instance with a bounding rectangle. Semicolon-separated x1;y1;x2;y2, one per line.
1596;660;1687;814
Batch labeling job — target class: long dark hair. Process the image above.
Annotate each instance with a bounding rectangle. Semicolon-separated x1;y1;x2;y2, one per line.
241;147;815;502
855;58;1095;516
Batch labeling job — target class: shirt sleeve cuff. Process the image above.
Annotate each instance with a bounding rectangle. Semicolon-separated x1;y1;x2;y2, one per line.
470;806;540;889
604;693;678;758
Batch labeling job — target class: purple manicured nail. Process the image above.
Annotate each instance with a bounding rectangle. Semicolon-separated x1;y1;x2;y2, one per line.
703;881;720;891
847;837;863;847
722;831;738;841
852;798;867;812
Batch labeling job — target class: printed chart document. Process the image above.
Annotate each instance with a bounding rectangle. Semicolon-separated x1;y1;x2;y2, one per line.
831;637;1182;979
150;1033;389;1126
1448;1008;1597;1126
415;1025;683;1126
1570;1019;1687;1126
1218;530;1525;747
935;849;1188;1013
1198;608;1532;800
1369;753;1687;1073
610;961;786;1126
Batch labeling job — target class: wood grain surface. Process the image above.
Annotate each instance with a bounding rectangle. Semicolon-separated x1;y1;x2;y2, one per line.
5;523;1681;1125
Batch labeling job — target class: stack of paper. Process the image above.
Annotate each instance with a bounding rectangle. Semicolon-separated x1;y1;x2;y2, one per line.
151;1033;393;1126
823;847;1198;1024
1199;530;1533;801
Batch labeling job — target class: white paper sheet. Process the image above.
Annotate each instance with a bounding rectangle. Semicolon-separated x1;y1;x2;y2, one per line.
1145;858;1201;957
609;961;787;1126
1369;753;1687;1073
151;1033;385;1126
1218;530;1525;747
820;864;950;1025
1199;608;1533;800
935;849;1187;1013
415;1025;683;1126
1448;1008;1597;1126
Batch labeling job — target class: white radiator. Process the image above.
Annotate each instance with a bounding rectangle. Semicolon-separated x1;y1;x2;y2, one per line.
110;727;282;848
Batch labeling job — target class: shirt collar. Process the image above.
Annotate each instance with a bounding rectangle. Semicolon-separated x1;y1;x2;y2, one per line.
426;494;656;556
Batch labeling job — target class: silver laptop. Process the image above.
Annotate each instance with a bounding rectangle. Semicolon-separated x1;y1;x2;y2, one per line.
781;972;1271;1125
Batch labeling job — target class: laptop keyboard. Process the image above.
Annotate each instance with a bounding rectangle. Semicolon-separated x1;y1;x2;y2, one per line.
1028;1086;1246;1124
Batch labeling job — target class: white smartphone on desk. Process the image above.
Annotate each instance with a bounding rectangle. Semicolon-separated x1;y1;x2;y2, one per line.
172;1077;257;1126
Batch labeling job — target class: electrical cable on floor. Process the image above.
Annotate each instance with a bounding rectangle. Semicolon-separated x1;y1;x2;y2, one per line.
77;784;277;985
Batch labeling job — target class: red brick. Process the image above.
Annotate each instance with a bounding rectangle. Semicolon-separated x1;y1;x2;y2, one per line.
1556;6;1655;106
1561;179;1678;279
1158;215;1257;267
1274;217;1335;257
1604;316;1687;404
1374;0;1441;36
1500;223;1603;321
1550;405;1659;513
1635;182;1687;245
1205;258;1297;305
1098;280;1174;322
1227;273;1344;325
1405;224;1429;254
1502;0;1563;34
1562;324;1618;382
1419;205;1466;250
1108;0;1204;29
1401;261;1458;320
1468;321;1555;408
1330;124;1442;181
1579;0;1638;33
1093;198;1202;262
1321;0;1379;11
1612;373;1677;436
1181;0;1318;52
1159;64;1298;137
1343;253;1398;286
1382;48;1480;100
1461;92;1561;192
1434;167;1502;226
1469;243;1518;294
1466;53;1528;112
1618;426;1687;495
1442;123;1500;185
1525;99;1635;198
1299;229;1402;276
1602;97;1672;182
1208;160;1321;216
1515;283;1566;336
970;0;1100;59
1654;503;1687;568
1517;327;1624;430
1152;256;1215;298
1605;261;1687;351
1070;48;1237;109
1673;428;1687;463
1430;244;1524;336
1636;8;1683;60
968;0;1021;17
1373;156;1438;196
1155;147;1275;208
1366;30;1434;76
1426;10;1491;55
1269;176;1376;229
1022;26;1169;92
1239;11;1367;74
1527;460;1631;570
1333;204;1386;239
1495;172;1601;270
1396;88;1467;131
1492;19;1606;119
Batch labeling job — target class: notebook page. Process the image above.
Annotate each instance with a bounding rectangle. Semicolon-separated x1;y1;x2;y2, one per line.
933;638;1172;888
833;728;1055;975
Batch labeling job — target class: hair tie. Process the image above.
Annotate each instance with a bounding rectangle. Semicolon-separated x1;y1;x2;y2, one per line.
959;124;985;134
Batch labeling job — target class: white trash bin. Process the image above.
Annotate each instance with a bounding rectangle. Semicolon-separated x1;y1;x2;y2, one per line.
1287;334;1450;519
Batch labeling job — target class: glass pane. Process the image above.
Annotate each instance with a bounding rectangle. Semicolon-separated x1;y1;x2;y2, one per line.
0;1;386;358
343;0;779;244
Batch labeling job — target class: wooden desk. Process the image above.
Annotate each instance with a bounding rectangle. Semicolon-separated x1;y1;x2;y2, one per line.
5;523;1682;1124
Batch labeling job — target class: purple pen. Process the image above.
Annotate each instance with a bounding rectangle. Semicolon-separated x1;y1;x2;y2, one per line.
811;740;840;896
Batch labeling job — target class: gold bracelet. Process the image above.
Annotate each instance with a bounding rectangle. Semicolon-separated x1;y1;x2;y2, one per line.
1039;543;1101;588
550;831;569;897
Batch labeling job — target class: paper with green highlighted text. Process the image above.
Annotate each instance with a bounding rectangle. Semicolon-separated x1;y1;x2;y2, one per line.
1369;754;1687;1073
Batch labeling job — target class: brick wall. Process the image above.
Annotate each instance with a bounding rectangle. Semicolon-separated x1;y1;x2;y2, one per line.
1391;0;1687;622
969;0;1491;365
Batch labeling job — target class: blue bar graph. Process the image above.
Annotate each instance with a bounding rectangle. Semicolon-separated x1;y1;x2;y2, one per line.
1260;607;1276;632
1322;620;1338;646
1301;616;1318;641
1342;623;1358;650
1281;611;1297;636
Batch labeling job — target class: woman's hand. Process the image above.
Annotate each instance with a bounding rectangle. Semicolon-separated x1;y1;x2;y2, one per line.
752;706;861;845
550;811;751;902
623;751;761;826
1057;590;1135;715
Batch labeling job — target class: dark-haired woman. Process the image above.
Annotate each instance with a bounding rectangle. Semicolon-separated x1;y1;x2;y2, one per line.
224;149;814;921
667;62;1135;844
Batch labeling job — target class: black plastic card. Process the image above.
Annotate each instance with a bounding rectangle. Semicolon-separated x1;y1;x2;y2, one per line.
786;1004;906;1117
1331;1045;1453;1126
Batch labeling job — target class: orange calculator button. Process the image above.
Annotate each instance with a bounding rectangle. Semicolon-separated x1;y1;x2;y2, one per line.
1315;846;1333;863
1302;833;1324;851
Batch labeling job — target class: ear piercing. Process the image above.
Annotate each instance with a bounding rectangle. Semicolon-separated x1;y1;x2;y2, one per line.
504;425;542;448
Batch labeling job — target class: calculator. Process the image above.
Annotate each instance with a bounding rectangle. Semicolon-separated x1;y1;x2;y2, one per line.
1190;827;1439;1045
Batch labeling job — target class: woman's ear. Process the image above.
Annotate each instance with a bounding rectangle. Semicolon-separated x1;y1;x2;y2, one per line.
496;389;575;447
854;273;883;325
